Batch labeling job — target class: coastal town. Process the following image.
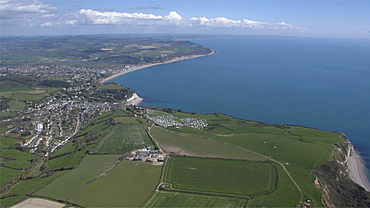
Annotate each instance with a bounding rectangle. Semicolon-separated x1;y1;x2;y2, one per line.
1;64;211;156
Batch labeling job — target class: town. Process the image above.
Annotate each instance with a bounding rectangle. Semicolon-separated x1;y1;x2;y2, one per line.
1;65;209;156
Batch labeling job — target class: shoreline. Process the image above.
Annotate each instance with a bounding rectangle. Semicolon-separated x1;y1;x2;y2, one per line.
126;93;144;106
100;50;215;83
348;145;370;192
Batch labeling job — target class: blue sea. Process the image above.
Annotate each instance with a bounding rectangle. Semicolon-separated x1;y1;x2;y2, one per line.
109;37;370;178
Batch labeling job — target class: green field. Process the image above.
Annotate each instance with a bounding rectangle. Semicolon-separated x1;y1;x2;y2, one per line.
17;89;47;94
0;137;20;148
1;149;34;168
0;112;16;120
8;100;25;111
0;167;22;187
0;91;13;98
92;124;153;154
143;192;246;208
247;165;303;207
48;145;92;170
36;155;119;201
97;83;124;90
212;133;339;168
13;92;46;101
164;157;276;197
151;127;265;160
68;161;162;207
165;113;342;168
114;116;147;124
51;141;76;156
0;171;68;207
0;88;34;92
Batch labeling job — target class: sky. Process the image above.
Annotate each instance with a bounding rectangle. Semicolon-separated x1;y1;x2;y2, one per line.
1;0;370;38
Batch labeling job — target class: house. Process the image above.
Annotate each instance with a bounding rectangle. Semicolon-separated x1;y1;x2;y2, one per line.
158;157;165;162
133;155;144;161
137;149;150;157
149;150;160;154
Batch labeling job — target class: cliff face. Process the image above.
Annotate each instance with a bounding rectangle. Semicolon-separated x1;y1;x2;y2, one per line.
313;137;370;207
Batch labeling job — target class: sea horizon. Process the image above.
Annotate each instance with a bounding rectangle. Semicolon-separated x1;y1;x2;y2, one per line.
109;36;370;181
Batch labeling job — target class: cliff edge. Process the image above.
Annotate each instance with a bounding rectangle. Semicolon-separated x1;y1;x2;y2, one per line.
313;135;370;207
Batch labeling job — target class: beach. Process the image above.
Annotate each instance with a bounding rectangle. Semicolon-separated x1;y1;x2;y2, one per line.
348;147;370;192
126;93;144;106
100;50;215;84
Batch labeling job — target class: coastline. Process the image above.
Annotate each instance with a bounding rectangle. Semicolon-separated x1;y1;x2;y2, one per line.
348;145;370;192
126;93;144;106
100;50;215;84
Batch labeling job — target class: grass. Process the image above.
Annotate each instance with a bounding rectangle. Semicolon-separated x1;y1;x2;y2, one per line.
0;137;21;148
0;112;16;120
285;165;324;207
164;157;276;197
1;149;34;168
8;100;25;111
0;91;13;98
151;127;265;160
92;124;153;154
48;145;92;170
212;133;340;168
0;170;68;207
12;92;45;101
97;83;125;90
0;167;22;187
16;89;46;94
51;141;76;156
48;76;66;81
164;113;342;168
114;116;146;124
143;192;246;208
0;88;34;92
36;155;119;201
247;165;303;207
68;161;162;208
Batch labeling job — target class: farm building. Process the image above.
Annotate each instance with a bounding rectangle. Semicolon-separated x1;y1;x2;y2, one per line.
150;150;161;154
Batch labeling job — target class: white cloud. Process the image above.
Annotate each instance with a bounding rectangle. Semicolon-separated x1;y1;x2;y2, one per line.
1;2;301;35
164;11;182;21
74;9;299;31
78;9;164;25
0;0;58;20
40;21;52;26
